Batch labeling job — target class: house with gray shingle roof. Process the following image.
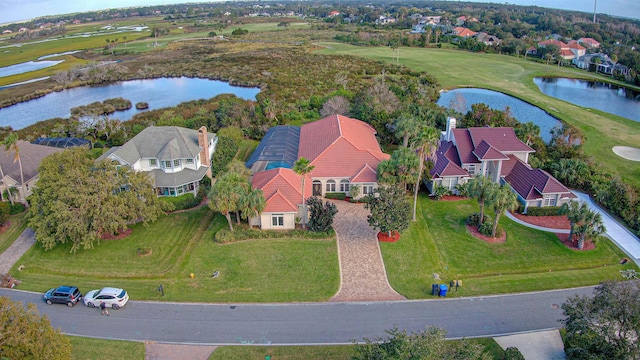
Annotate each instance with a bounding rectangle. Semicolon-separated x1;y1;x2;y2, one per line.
98;126;217;197
430;118;575;212
0;141;64;204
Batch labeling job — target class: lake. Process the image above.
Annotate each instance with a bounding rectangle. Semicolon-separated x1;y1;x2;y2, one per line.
0;77;261;130
534;77;640;122
437;88;561;142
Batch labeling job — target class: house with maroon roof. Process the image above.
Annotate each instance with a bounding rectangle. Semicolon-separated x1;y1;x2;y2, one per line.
248;115;389;229
429;118;575;212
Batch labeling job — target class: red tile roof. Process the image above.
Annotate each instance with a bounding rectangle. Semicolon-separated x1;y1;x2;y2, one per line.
579;37;600;46
299;115;389;179
504;160;576;200
251;168;312;213
560;49;575;58
453;27;477;37
568;42;586;51
538;39;568;49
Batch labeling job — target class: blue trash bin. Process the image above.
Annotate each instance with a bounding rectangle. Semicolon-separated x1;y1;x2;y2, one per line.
439;284;448;297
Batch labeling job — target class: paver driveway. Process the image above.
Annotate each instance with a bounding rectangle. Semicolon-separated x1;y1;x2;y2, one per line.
329;200;405;301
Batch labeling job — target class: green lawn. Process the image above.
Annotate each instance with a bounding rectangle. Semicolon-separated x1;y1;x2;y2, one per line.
382;196;637;298
69;336;144;360
0;213;27;254
316;44;640;188
11;207;339;302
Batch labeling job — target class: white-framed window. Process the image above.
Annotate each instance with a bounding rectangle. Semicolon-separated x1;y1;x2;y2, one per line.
149;159;157;167
326;180;336;192
164;160;172;168
271;214;284;227
467;164;476;175
173;159;180;167
362;183;374;195
441;177;459;190
186;158;194;164
543;196;556;207
340;179;350;192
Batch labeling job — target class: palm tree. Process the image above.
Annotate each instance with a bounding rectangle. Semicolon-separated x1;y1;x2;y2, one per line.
560;200;589;245
467;175;494;226
576;209;606;250
4;134;24;206
238;186;266;224
411;126;439;221
394;115;420;148
489;185;519;238
516;121;540;146
293;157;314;228
208;172;247;231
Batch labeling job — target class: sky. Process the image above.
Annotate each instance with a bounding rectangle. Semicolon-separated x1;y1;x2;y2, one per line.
0;0;638;24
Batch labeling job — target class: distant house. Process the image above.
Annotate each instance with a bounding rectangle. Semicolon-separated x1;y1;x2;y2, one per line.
578;37;600;48
537;39;582;61
429;118;575;212
2;29;12;34
453;27;477;38
98;126;217;197
248;115;389;229
475;32;501;46
0;141;64;204
329;10;340;17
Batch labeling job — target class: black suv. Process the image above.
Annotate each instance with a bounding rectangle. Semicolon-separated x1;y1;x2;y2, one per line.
43;285;82;307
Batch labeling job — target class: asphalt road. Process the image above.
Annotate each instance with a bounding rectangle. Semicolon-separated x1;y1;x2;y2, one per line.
0;287;594;345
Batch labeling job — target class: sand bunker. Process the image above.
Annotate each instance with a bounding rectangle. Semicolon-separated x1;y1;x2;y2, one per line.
613;146;640;162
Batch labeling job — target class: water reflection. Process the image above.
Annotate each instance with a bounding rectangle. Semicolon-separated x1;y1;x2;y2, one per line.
437;88;560;142
534;77;640;122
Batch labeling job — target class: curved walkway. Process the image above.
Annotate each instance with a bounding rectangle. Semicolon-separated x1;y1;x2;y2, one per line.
0;227;35;275
329;200;405;301
505;212;570;234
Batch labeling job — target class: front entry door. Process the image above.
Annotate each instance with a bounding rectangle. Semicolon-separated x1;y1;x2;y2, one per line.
312;182;322;196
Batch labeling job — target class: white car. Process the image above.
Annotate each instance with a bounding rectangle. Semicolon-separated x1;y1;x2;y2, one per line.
83;287;129;310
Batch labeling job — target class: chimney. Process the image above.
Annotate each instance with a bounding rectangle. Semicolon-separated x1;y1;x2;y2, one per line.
198;126;212;178
446;117;457;142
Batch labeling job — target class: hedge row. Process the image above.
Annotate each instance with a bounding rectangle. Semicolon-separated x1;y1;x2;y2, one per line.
215;227;335;243
325;192;346;200
525;206;562;216
159;193;202;211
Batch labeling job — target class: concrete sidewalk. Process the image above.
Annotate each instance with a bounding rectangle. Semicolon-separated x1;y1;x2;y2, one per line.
494;330;566;360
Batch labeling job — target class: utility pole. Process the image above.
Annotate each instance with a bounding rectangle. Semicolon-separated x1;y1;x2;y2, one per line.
593;0;597;23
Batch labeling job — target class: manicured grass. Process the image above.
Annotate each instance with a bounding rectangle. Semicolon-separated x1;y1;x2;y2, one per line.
0;213;27;255
209;345;355;359
68;336;144;360
316;44;640;188
11;207;339;302
381;196;638;298
235;139;259;162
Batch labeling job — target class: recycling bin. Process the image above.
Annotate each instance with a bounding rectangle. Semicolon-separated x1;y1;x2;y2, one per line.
439;284;448;297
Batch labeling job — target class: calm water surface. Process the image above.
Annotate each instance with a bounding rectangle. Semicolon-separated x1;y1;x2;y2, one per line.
437;88;561;142
534;77;640;122
0;77;261;130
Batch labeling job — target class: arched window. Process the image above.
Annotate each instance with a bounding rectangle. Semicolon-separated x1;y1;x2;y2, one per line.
340;179;350;192
325;179;336;192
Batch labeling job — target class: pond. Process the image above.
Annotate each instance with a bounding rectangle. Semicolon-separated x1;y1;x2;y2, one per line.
0;77;261;130
0;60;64;78
437;88;561;142
534;77;640;122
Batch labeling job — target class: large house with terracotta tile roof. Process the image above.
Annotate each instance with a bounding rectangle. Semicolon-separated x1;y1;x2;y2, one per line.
429;118;575;213
537;39;586;61
247;115;389;229
453;27;477;38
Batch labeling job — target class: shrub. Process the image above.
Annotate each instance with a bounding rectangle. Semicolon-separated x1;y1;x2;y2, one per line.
325;192;346;200
306;196;338;232
526;206;562;216
467;212;488;227
214;226;334;243
503;347;525;360
478;220;494;236
0;202;10;225
159;193;201;211
9;203;25;215
431;185;450;200
455;182;470;197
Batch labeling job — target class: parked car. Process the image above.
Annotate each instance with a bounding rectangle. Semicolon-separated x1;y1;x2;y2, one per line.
43;285;83;307
83;287;129;310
